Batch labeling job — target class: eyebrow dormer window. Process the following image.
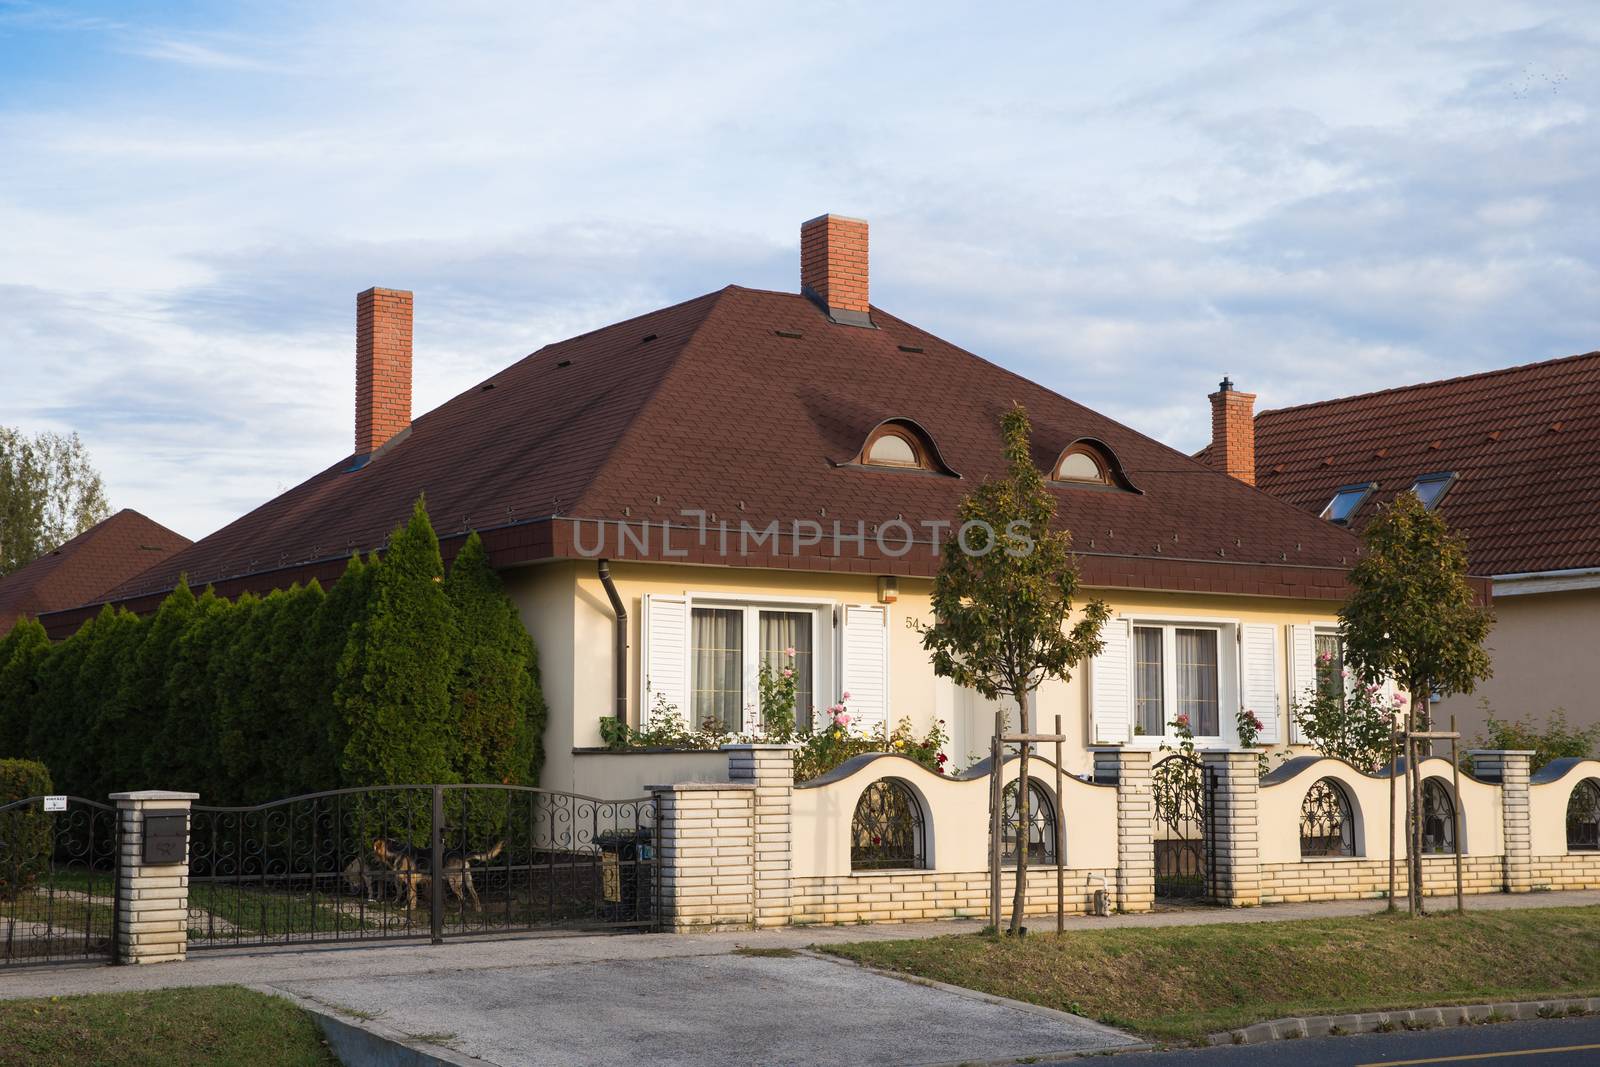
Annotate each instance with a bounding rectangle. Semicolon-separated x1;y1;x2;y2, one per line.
1411;471;1457;511
1053;446;1109;484
1320;482;1375;525
851;419;955;475
865;428;923;468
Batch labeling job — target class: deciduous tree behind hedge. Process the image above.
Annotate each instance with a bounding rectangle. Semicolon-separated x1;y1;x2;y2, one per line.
0;500;546;802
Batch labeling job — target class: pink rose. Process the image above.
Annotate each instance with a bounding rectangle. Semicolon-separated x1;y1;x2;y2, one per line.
784;646;796;658
782;667;794;679
841;691;851;701
836;713;851;727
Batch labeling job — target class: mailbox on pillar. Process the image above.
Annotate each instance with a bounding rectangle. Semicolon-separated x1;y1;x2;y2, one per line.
142;810;188;865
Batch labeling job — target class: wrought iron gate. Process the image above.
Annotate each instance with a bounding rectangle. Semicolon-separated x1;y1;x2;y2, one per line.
188;785;657;951
0;796;119;967
1150;755;1215;901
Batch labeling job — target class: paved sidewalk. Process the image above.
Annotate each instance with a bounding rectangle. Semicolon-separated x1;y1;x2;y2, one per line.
1;889;1594;1002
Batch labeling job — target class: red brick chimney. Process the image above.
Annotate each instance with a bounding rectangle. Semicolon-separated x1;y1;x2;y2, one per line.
355;287;413;457
1208;376;1256;485
800;214;871;327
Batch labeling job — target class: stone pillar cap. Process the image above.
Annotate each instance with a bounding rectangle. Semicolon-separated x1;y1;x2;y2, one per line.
110;790;200;801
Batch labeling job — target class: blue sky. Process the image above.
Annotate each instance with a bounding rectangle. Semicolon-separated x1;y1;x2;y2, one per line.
2;1;1596;538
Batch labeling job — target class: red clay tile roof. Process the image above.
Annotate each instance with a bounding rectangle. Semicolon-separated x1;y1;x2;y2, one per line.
95;287;1360;610
0;509;190;634
1232;351;1600;576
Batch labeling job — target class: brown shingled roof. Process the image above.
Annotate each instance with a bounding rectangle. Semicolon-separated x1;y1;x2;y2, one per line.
1238;351;1600;576
0;509;190;634
92;286;1361;614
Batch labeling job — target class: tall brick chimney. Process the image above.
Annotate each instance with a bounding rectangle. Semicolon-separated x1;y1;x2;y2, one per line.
355;287;413;457
800;214;871;327
1208;376;1256;485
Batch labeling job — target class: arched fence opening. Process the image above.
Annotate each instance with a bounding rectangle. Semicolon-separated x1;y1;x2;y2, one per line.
997;777;1058;866
850;778;926;871
1299;777;1357;858
1422;778;1457;854
1569;779;1600;852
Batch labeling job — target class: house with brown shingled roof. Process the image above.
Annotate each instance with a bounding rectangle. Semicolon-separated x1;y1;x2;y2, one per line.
0;509;190;636
44;215;1367;792
1198;352;1600;746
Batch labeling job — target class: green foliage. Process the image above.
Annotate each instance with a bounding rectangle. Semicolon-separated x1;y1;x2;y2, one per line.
336;498;458;787
0;499;546;803
912;403;1108;934
1340;492;1494;721
0;619;50;755
757;652;799;739
0;427;110;577
1471;708;1600;773
0;759;52;899
444;532;540;787
1292;664;1398;774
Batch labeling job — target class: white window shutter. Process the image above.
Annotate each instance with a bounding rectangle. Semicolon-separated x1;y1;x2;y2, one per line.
1286;624;1316;744
1090;618;1132;744
640;593;689;723
839;604;890;735
1240;623;1280;745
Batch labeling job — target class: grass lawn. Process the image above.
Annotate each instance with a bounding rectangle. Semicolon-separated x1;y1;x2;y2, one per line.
0;985;338;1066
823;905;1600;1043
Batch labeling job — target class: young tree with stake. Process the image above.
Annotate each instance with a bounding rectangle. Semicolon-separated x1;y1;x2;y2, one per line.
1339;491;1492;914
914;404;1109;934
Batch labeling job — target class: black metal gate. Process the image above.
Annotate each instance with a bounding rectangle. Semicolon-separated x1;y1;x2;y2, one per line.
0;796;119;967
1151;755;1215;901
187;785;656;951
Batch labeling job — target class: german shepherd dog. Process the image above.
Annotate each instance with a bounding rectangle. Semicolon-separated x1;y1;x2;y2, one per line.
370;837;505;911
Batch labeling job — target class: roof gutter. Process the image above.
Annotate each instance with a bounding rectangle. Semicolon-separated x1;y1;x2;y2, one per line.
597;559;629;725
1492;566;1600;597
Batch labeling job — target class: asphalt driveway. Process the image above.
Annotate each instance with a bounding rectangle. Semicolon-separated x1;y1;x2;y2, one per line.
276;950;1140;1067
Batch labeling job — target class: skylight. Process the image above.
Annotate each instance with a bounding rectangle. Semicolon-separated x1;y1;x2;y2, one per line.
1320;483;1375;525
1411;471;1457;511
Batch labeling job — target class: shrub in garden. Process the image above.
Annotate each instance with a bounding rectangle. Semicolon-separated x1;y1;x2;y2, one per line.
1291;656;1400;774
1470;708;1599;774
0;758;53;899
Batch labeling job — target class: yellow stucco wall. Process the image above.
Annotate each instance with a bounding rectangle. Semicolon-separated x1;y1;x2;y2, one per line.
507;559;1345;793
1436;587;1600;744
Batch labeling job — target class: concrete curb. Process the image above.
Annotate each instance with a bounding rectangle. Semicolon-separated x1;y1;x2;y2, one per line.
256;985;495;1067
1206;995;1600;1046
802;949;1153;1063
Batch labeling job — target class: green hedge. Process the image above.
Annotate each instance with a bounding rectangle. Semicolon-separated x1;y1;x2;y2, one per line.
0;759;53;899
0;500;545;803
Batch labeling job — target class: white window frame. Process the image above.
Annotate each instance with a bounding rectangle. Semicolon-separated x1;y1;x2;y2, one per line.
686;593;834;734
1126;617;1239;748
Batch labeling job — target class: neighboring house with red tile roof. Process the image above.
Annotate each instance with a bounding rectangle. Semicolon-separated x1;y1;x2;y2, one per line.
45;215;1368;792
0;509;190;636
1197;352;1600;746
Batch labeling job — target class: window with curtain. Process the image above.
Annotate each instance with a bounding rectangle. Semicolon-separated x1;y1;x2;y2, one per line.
1314;631;1345;705
1175;628;1219;736
691;607;743;732
760;610;814;733
1134;626;1164;737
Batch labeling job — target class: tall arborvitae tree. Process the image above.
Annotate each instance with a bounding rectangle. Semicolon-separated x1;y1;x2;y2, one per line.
314;558;374;790
156;588;234;799
215;591;276;801
0;618;50;756
79;606;144;797
118;580;195;787
336;499;457;787
267;581;328;796
445;532;541;786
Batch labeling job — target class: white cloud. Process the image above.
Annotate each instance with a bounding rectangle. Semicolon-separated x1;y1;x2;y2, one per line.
1;0;1597;537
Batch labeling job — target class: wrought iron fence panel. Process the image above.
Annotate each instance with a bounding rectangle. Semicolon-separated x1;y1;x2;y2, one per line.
850;778;925;871
0;796;118;967
435;786;657;937
1299;777;1356;858
189;786;435;949
1150;755;1209;900
997;778;1057;866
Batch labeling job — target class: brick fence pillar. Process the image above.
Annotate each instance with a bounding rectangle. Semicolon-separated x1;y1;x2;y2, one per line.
111;790;198;964
1202;750;1261;907
1468;749;1535;893
724;744;796;928
648;781;755;931
1093;748;1154;914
